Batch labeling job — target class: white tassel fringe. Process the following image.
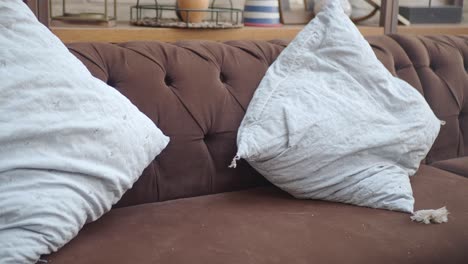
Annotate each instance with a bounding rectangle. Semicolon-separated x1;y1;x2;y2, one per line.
411;206;449;224
228;155;240;168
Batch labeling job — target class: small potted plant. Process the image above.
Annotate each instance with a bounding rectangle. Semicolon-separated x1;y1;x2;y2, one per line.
176;0;210;23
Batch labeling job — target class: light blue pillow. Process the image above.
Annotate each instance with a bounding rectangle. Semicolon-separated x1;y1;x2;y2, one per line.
0;1;169;263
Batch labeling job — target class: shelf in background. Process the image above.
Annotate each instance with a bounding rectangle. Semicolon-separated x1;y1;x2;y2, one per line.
398;24;468;35
51;22;468;44
51;22;384;43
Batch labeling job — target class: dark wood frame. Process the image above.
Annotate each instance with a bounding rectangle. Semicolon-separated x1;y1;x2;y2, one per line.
279;0;314;25
23;0;49;27
380;0;398;34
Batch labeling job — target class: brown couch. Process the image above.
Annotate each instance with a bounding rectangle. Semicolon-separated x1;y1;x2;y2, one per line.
44;35;468;263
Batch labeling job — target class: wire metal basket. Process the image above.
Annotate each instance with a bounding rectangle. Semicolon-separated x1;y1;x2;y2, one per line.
130;0;243;29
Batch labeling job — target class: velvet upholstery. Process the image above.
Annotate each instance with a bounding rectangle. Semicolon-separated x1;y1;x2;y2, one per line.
44;166;468;264
42;35;468;263
67;36;468;207
432;157;468;178
387;35;468;163
67;40;282;206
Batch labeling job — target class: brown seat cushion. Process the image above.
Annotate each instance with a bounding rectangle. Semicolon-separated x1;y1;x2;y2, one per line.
44;165;468;264
431;157;468;178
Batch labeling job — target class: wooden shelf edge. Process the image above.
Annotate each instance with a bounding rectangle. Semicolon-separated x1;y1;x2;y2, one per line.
51;24;384;43
397;24;468;35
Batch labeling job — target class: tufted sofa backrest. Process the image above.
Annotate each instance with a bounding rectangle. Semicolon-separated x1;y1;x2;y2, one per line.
67;35;468;207
369;35;468;164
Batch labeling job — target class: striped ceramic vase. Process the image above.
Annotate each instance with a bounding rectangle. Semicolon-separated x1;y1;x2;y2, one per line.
244;0;281;27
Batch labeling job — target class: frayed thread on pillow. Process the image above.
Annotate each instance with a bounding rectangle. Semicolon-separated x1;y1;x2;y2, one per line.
228;154;240;168
411;206;449;224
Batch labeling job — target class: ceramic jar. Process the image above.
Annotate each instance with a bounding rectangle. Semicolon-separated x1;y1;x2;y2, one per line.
244;0;281;27
177;0;210;23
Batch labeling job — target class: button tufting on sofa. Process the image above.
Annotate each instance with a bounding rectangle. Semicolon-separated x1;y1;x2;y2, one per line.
66;36;468;206
202;133;210;141
106;77;116;88
220;72;227;83
32;34;468;264
429;62;437;72
164;75;173;86
388;35;468;163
